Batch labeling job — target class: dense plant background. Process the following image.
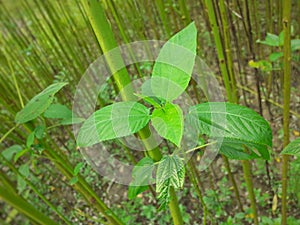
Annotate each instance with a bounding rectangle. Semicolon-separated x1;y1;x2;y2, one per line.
0;0;300;224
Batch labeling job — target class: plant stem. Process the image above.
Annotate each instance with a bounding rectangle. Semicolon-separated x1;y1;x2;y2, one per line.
168;187;184;224
155;0;172;37
0;43;24;108
242;0;263;116
204;0;232;102
184;142;217;154
20;122;124;225
0;172;57;225
233;1;260;220
209;1;261;220
186;159;210;224
222;155;244;211
105;0;143;78
229;0;248;106
178;0;191;24
80;0;134;101
0;155;72;225
242;159;258;225
236;84;300;119
277;0;282;32
43;146;124;225
218;0;238;103
179;139;211;224
0;125;18;144
204;0;243;212
281;0;292;224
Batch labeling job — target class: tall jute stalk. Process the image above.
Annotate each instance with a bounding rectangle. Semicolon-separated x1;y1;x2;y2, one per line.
80;1;184;224
204;0;243;213
155;0;172;37
176;3;212;224
0;155;72;225
14;121;125;225
219;1;258;222
0;172;57;225
281;0;292;224
1;33;122;224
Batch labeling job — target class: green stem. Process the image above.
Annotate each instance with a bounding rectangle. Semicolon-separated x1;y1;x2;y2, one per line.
0;125;18;144
218;0;238;103
244;0;263;115
0;173;57;225
205;0;232;102
155;0;172;37
277;0;282;32
179;141;211;224
105;0;143;78
168;187;184;225
44;147;124;225
80;0;134;101
222;155;244;211
237;84;300;119
242;159;258;225
222;0;259;218
0;155;72;225
281;0;292;224
186;159;210;224
26;122;124;225
1;43;24;108
230;0;248;106
178;0;191;24
204;0;243;212
184;142;217;154
138;126;163;161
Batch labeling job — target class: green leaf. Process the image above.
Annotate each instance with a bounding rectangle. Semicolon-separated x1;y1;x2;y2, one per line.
77;101;151;147
291;39;300;51
15;82;68;123
134;93;162;108
220;145;258;160
279;31;284;46
220;138;269;160
26;132;35;148
1;145;22;161
156;155;185;210
59;117;85;125
187;102;272;160
17;175;27;194
257;33;280;47
248;60;272;71
128;157;154;200
69;176;79;185
269;52;283;62
281;137;300;156
44;103;84;125
19;164;30;177
73;162;84;176
34;125;45;139
14;149;31;163
145;22;197;101
17;164;30;193
44;103;72;119
151;103;183;146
